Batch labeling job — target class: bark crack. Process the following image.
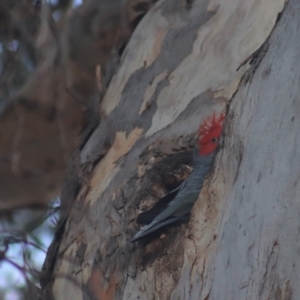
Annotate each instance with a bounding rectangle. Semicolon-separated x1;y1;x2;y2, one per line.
259;240;279;298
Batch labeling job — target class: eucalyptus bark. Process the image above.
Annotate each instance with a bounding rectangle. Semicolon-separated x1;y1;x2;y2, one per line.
42;0;300;299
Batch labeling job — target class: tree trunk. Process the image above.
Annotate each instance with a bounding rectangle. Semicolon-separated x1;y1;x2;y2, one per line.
42;0;300;299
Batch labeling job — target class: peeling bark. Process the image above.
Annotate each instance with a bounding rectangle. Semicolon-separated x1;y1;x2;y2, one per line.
41;0;300;299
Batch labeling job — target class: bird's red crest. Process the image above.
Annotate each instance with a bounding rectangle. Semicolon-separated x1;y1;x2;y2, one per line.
198;113;225;156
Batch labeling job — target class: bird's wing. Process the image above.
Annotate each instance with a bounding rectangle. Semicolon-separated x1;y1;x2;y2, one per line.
131;192;197;242
132;173;202;242
151;189;195;223
131;215;180;242
136;183;184;225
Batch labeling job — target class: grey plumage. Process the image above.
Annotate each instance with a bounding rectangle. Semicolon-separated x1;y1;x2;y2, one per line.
131;149;216;242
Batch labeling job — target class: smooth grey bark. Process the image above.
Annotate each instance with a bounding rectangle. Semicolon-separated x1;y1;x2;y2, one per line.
197;1;300;297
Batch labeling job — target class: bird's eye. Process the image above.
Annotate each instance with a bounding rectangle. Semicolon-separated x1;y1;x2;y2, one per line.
211;138;217;143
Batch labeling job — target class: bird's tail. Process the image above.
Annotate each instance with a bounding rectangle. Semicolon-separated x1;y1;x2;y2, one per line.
131;216;180;242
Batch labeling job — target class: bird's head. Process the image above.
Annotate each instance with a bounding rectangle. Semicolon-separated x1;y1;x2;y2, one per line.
197;113;225;156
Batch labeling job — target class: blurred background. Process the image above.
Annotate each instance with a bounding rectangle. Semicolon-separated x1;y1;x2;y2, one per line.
0;0;152;298
0;199;59;299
